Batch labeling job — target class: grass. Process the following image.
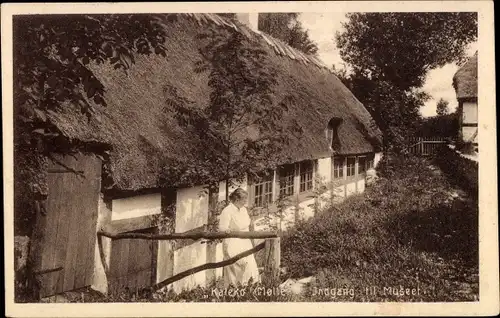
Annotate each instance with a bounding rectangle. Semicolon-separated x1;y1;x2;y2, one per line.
281;155;478;302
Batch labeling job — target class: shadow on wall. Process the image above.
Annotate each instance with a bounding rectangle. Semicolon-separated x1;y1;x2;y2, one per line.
175;186;209;232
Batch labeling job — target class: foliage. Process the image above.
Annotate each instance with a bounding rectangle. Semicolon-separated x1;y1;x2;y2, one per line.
415;112;459;137
58;279;303;303
166;27;301;199
13;14;175;302
14;14;174;232
14;14;170;146
281;155;478;301
455;140;477;154
336;12;477;91
258;13;319;55
434;146;478;198
436;98;450;116
335;12;477;153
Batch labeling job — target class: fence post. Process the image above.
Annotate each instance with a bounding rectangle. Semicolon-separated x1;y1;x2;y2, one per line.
263;237;280;286
206;185;219;286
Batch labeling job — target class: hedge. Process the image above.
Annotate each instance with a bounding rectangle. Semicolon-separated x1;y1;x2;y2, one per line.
434;146;478;199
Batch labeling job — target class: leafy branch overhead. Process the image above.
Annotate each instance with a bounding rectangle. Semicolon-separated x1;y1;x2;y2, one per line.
164;27;302;191
14;14;172;143
258;13;319;56
12;13;175;238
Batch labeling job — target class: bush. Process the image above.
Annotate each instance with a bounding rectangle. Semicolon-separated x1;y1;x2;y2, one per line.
280;155;478;301
282;155;452;278
455;140;476;154
434;146;478;198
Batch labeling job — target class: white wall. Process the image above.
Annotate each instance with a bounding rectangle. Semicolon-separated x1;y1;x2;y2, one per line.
172;185;209;291
173;241;207;293
357;179;365;193
91;194;112;294
175;186;208;232
333;185;345;201
297;198;316;221
111;193;161;221
156;241;172;286
462;126;478;143
462;101;478;124
317;157;332;183
374;152;383;168
346;181;356;196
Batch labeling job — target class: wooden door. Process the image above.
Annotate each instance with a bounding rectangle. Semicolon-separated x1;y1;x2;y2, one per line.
107;228;157;295
32;153;101;298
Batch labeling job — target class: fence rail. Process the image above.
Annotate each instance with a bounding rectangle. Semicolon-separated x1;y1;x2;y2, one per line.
407;136;448;156
96;230;280;293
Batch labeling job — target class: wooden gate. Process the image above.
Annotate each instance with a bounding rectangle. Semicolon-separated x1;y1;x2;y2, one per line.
31;153;102;298
407;137;448;156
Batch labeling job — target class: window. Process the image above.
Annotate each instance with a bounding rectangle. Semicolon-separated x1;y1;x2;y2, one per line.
367;154;375;170
333;156;344;179
252;173;274;208
299;161;314;192
326;129;334;149
347;157;356;177
327;117;343;150
358;156;366;174
278;164;295;197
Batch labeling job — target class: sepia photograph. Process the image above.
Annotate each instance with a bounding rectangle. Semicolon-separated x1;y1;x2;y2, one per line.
3;1;498;317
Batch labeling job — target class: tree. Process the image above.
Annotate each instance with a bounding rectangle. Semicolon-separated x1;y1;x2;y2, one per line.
164;27;301;201
13;14;174;233
436;98;450;116
335;12;477;151
13;13;175;301
258;13;318;55
336;13;477;91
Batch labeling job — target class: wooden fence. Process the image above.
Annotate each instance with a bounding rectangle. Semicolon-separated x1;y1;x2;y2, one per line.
407;137;448;156
96;229;280;293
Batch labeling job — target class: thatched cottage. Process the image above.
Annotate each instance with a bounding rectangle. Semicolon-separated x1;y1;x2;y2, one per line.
20;13;382;298
453;51;478;145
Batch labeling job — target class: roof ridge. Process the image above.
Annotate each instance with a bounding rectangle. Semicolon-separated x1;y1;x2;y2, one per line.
186;13;332;72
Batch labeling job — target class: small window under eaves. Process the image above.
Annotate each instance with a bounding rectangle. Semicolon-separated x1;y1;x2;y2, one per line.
326;117;343;151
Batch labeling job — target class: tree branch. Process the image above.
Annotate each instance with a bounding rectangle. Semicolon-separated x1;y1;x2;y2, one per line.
153;241;266;290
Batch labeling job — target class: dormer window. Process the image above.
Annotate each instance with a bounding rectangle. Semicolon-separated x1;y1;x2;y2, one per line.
326;117;343;151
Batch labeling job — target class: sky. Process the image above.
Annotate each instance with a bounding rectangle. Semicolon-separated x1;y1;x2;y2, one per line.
298;13;478;118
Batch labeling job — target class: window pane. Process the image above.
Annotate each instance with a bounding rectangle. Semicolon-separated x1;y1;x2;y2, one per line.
279;164;295;196
253;172;274;207
333;157;344;179
300;161;314;192
358;157;366;173
347;157;355;177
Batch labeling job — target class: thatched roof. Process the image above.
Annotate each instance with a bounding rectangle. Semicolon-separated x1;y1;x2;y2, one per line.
453;51;478;100
46;13;382;192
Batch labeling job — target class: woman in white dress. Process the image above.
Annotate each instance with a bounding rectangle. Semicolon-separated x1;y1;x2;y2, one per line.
218;188;260;287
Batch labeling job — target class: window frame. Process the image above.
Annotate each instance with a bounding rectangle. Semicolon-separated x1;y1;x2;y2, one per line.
332;156;345;180
250;172;274;208
248;160;319;210
299;160;315;193
357;156;367;175
278;164;296;198
366;154;375;170
346;156;356;178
